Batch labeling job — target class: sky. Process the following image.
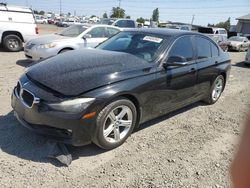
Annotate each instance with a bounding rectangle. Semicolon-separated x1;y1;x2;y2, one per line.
4;0;250;26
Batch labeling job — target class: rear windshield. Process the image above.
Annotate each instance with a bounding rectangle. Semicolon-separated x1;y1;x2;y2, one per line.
97;31;166;62
57;25;88;37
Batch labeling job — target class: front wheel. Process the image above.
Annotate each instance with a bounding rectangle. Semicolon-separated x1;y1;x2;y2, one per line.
93;98;137;149
203;75;225;104
3;34;23;52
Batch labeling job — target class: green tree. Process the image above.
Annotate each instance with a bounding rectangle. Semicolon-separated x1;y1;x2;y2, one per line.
90;15;96;18
38;10;45;15
208;17;231;31
136;17;145;23
126;15;131;19
110;7;125;18
103;12;108;18
152;8;159;22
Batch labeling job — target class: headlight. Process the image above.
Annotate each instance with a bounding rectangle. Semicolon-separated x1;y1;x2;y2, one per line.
46;98;95;113
37;42;57;49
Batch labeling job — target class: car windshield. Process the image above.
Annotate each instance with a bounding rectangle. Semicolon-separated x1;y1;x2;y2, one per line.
57;25;88;37
96;32;166;62
229;36;244;42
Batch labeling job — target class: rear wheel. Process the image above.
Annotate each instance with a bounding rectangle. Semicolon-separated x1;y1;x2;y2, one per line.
203;75;225;104
3;34;23;52
93;98;137;149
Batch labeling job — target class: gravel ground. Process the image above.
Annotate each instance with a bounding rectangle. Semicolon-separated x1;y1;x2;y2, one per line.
0;25;250;188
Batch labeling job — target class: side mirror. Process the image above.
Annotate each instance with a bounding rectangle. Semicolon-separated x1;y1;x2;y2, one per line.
83;34;92;39
163;56;188;67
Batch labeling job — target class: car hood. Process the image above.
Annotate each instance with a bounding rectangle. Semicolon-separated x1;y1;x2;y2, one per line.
26;49;153;96
229;41;243;46
28;34;71;45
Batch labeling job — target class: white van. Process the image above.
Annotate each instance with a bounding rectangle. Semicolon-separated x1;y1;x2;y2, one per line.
212;28;228;41
0;3;38;52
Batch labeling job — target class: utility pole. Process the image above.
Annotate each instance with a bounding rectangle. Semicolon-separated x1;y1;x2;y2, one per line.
191;14;195;25
25;0;28;7
60;0;62;16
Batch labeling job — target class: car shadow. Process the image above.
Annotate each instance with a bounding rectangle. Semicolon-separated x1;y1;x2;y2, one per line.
0;111;105;167
16;59;36;68
233;61;249;68
0;102;204;166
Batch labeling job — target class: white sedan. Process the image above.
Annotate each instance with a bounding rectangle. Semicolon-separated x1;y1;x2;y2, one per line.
24;24;121;61
228;36;250;52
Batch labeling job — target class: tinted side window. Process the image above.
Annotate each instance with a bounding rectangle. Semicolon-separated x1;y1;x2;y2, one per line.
106;28;119;38
211;42;219;57
168;36;194;61
87;27;106;38
115;20;125;27
125;20;135;28
195;37;211;59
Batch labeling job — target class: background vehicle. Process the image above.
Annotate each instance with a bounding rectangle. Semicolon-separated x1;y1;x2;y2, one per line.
228;36;250;51
210;35;230;51
12;29;231;150
98;18;137;28
24;24;121;60
213;28;228;41
61;19;81;27
0;3;38;51
34;15;48;24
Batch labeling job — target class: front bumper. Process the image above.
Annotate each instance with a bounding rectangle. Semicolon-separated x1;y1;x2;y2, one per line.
11;88;96;146
24;46;58;61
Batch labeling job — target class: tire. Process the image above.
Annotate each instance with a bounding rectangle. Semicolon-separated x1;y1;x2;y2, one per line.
93;98;137;149
203;75;225;105
3;34;23;52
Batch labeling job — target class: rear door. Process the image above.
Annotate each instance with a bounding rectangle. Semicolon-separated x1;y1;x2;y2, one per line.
194;36;219;99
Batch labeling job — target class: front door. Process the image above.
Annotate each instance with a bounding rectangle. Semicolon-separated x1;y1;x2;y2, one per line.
153;35;197;116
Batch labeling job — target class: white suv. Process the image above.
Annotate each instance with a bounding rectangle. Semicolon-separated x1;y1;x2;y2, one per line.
0;3;38;52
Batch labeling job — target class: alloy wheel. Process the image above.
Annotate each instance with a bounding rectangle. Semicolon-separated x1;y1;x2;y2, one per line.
103;105;133;143
212;77;223;101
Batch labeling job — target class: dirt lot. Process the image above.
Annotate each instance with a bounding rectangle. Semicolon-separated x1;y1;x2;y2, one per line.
0;25;250;188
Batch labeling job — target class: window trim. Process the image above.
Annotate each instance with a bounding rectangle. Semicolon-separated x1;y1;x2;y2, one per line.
194;35;219;60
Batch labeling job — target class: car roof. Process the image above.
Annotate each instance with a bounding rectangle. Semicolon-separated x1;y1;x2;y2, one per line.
122;28;202;37
81;24;122;30
0;4;32;13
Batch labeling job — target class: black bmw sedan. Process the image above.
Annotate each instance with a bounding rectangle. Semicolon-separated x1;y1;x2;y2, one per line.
11;29;231;149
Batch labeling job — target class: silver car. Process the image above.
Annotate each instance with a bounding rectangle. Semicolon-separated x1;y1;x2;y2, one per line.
24;24;121;61
228;36;250;52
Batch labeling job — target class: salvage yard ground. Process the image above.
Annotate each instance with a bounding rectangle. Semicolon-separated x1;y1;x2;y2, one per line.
0;25;250;188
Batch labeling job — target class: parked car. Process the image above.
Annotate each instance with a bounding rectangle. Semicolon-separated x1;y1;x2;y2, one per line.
213;28;227;41
210;35;230;51
60;19;81;27
34;15;47;24
228;36;250;51
47;19;55;24
24;24;121;60
12;29;231;149
245;48;250;65
98;18;137;28
0;3;38;51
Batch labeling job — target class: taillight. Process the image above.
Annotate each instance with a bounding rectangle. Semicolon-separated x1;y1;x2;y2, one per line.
35;26;39;34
